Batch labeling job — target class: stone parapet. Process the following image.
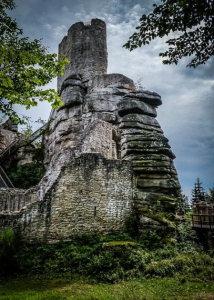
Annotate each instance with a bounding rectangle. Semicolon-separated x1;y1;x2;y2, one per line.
0;188;37;213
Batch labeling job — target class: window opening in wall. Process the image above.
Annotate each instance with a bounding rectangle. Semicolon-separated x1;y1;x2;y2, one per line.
94;206;97;217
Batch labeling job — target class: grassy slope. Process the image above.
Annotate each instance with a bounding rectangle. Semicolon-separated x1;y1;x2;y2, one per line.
0;276;214;300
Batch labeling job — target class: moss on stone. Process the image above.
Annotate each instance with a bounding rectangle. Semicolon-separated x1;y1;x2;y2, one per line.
133;160;170;167
149;194;178;203
138;208;175;229
133;160;154;166
102;241;137;247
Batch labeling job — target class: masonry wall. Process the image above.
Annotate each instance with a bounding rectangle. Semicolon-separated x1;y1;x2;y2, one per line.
0;154;133;243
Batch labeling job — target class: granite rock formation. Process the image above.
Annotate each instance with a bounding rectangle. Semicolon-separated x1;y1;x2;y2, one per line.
0;19;181;242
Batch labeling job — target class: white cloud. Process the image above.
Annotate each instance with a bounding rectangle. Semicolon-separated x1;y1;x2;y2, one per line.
43;23;52;30
61;6;70;14
53;25;67;39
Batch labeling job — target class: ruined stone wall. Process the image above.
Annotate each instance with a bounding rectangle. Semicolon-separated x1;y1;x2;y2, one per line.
42;154;133;242
0;154;133;243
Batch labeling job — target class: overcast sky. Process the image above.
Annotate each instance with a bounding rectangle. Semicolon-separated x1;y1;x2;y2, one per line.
8;0;214;198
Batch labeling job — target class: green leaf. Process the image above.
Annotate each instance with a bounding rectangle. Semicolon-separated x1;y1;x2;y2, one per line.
0;0;69;123
123;0;214;68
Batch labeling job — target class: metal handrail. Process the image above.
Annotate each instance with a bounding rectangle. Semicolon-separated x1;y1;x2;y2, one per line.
0;166;14;188
0;138;19;156
0;122;49;188
0;139;20;164
24;122;49;145
0;122;49;165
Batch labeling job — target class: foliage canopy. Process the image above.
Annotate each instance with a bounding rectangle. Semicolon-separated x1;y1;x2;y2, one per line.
0;0;69;123
124;0;214;67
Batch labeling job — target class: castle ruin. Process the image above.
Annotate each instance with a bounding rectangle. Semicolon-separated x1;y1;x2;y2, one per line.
0;19;181;243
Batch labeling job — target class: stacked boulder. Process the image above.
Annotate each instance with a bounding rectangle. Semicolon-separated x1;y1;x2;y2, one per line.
82;73;136;128
118;91;181;231
44;74;85;164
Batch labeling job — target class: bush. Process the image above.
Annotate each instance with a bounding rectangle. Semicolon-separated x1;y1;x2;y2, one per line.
8;162;45;189
1;231;214;283
0;228;22;276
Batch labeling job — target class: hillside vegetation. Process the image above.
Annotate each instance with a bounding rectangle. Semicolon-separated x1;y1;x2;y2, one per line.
0;215;214;299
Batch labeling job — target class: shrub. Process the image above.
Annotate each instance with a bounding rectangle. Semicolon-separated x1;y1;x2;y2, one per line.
8;162;45;189
0;228;21;276
1;231;214;283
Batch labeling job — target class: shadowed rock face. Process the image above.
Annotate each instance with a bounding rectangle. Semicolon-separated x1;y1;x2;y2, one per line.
117;91;181;228
0;19;181;241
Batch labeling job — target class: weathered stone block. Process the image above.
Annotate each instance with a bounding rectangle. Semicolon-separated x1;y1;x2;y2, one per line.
137;178;180;189
121;147;175;159
119;121;163;133
91;112;117;123
49;108;69;132
85;94;121;112
118;99;157;117
120;114;161;128
121;135;169;146
124;90;162;106
91;73;136;91
60;86;84;107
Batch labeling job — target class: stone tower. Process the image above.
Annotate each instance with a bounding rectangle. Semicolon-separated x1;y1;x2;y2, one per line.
58;19;107;92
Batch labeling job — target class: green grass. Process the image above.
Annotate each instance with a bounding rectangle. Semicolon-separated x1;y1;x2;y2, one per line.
0;276;214;300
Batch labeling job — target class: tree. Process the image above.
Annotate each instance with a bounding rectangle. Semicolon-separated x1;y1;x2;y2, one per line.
0;0;69;123
180;193;190;212
191;178;205;205
123;0;214;68
205;186;214;204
